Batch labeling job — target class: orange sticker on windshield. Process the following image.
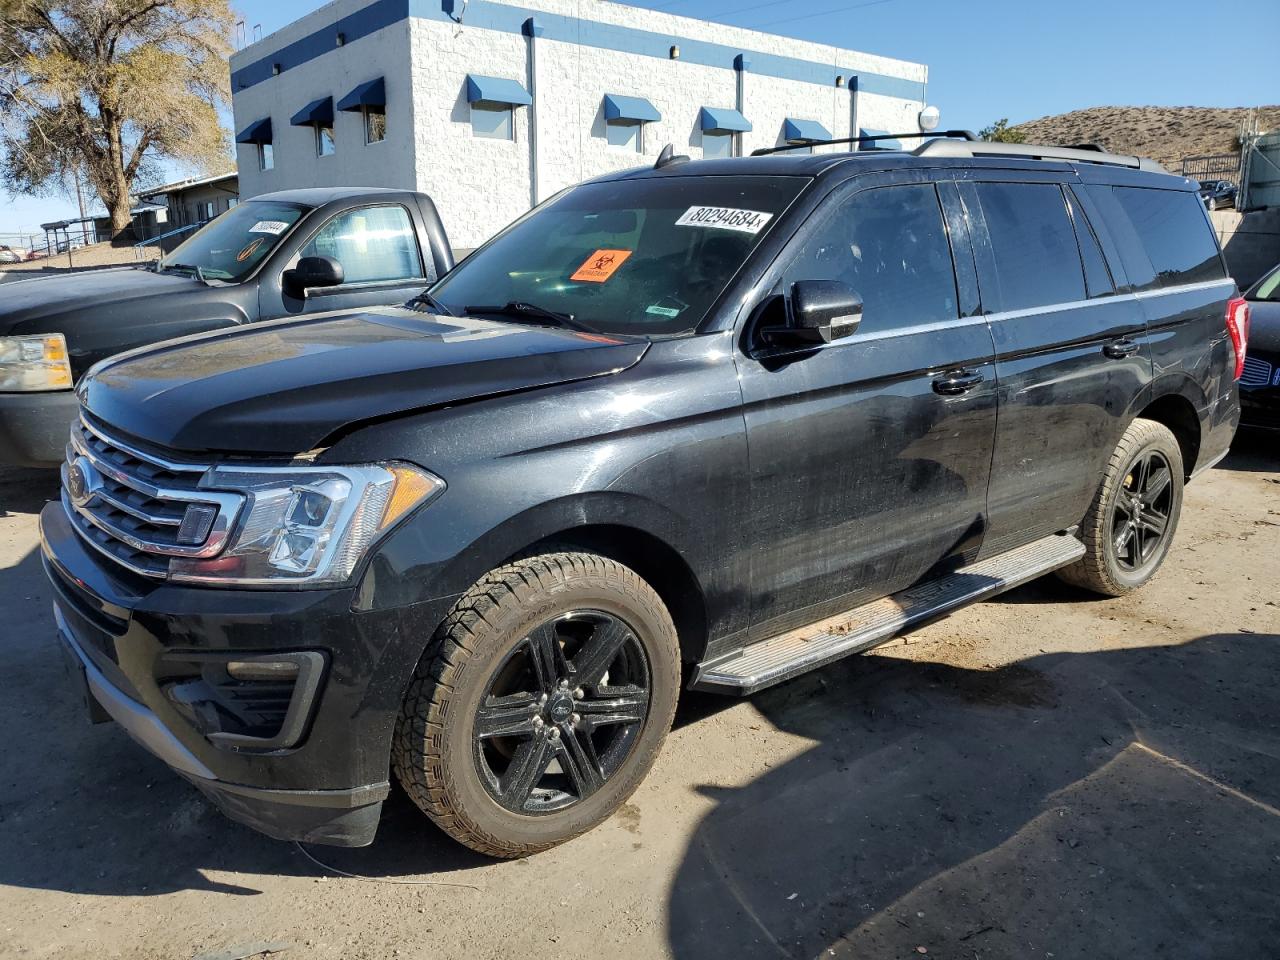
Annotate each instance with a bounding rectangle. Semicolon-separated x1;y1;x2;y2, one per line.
571;249;632;283
236;237;265;262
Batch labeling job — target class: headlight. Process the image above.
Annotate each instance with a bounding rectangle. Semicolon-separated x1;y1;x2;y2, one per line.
169;462;444;586
0;334;73;391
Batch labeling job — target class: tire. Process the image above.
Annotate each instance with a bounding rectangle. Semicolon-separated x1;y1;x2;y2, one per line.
392;552;681;858
1057;418;1184;597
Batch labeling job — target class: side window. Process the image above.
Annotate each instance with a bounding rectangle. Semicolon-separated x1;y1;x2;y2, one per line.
975;182;1086;311
1110;186;1225;289
1064;189;1115;299
299;205;423;285
780;182;958;336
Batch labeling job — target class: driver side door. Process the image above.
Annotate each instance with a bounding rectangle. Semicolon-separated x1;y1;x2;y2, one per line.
260;203;433;319
736;173;999;641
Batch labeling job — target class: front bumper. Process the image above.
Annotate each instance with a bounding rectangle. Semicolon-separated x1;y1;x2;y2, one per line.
39;499;456;847
0;390;79;467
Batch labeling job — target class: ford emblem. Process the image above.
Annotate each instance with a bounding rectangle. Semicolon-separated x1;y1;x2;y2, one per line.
66;456;100;508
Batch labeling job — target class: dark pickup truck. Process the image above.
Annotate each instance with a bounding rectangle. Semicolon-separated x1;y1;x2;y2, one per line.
41;135;1246;858
0;187;453;466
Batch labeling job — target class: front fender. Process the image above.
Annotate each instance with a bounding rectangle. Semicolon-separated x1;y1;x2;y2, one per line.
355;489;699;613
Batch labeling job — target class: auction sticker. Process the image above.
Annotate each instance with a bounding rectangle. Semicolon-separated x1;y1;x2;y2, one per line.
249;220;290;235
675;206;773;234
571;249;632;283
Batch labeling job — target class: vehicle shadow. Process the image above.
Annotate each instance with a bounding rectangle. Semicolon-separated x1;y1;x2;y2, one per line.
665;631;1280;959
0;465;59;517
1219;429;1278;473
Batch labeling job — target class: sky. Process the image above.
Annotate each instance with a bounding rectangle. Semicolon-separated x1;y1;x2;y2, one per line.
4;0;1276;236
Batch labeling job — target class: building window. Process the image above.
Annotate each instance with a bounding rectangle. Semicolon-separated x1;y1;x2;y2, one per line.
365;107;386;144
472;103;514;141
258;142;274;171
606;122;642;153
316;124;335;157
703;132;733;159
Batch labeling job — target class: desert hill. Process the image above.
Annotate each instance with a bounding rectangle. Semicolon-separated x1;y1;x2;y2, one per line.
1012;105;1279;171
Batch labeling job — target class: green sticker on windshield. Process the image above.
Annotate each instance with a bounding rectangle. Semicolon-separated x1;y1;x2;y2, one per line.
645;304;681;318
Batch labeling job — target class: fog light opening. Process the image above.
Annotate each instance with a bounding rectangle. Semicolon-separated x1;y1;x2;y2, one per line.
226;659;302;682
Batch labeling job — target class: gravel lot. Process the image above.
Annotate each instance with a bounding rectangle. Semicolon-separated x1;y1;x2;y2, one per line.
1;436;1277;960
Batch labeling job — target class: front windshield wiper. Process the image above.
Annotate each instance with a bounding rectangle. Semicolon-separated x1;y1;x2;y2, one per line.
409;290;456;316
464;300;598;334
160;262;212;285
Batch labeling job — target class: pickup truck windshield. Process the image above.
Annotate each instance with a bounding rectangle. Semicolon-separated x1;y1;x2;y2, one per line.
430;175;807;337
159;201;308;282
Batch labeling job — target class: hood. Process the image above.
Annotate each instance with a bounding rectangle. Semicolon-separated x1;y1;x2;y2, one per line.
0;266;203;336
79;307;648;455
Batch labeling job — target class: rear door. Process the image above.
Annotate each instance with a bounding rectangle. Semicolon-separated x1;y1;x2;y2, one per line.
958;172;1151;556
736;171;998;641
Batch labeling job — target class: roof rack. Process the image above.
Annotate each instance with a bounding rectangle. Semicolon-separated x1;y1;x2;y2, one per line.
750;129;978;157
912;138;1169;173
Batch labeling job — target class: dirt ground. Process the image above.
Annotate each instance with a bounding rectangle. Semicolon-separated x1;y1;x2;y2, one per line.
1;435;1277;960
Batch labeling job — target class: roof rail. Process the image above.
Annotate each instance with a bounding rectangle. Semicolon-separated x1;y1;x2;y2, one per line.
912;138;1169;173
750;129;978;157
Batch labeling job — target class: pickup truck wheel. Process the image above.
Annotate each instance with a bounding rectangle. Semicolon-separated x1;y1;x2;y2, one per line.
1057;417;1184;597
392;552;680;858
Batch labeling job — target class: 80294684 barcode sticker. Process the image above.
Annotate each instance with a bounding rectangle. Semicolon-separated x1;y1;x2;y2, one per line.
675;206;774;234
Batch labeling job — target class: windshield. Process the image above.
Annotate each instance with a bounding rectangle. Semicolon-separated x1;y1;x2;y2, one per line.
1247;264;1280;302
429;175;808;337
159;200;308;282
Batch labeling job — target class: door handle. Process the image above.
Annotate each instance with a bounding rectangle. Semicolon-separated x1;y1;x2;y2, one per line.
1103;338;1140;359
932;369;985;395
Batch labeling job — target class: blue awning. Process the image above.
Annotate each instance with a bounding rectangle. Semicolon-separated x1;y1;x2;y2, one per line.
235;117;273;144
604;94;661;124
784;118;831;144
291;96;334;126
858;127;902;149
337;77;385;112
465;74;532;107
700;107;751;134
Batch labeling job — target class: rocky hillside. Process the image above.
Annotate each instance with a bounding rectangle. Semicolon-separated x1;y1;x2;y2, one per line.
1013;106;1279;170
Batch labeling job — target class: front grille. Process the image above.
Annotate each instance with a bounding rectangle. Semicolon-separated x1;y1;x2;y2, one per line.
61;416;243;579
1241;355;1275;390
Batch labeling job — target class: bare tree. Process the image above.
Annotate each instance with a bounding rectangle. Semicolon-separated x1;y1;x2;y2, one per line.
0;0;233;238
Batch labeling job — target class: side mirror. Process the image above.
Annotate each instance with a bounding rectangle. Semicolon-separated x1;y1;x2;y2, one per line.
762;280;862;346
284;255;344;296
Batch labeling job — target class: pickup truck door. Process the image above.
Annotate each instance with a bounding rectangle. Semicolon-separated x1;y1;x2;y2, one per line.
735;173;998;642
259;202;435;318
955;173;1151;558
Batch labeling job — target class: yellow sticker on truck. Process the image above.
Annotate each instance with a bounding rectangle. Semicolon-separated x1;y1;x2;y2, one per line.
675;206;773;234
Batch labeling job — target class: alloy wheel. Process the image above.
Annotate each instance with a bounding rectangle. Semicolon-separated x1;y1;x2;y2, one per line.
1111;450;1174;571
473;611;651;815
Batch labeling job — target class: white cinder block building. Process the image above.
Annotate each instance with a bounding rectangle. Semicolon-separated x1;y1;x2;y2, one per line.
230;0;931;248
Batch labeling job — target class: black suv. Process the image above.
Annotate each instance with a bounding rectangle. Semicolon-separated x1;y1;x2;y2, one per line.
40;135;1247;857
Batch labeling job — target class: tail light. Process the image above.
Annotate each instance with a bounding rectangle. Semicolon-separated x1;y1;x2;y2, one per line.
1225;297;1250;381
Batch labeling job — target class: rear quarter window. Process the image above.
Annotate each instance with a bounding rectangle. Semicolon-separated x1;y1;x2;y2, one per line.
1110;186;1226;290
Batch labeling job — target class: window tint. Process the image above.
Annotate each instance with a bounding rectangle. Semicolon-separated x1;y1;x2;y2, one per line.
1064;189;1115;298
606;122;641;152
976;182;1085;311
703;132;733;159
300;205;422;284
1111;186;1225;289
779;182;958;335
472;104;513;140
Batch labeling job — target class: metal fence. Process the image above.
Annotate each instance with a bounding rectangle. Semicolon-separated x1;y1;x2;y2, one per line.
1180;153;1241;183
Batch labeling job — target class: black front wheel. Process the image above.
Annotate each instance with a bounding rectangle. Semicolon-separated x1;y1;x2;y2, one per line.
393;552;680;857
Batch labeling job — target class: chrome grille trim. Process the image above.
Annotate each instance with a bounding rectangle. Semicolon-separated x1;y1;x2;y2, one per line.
61;416;245;577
